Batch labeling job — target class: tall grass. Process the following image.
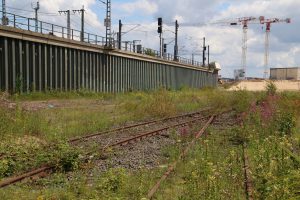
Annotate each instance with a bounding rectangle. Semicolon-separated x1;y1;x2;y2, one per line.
2;87;299;199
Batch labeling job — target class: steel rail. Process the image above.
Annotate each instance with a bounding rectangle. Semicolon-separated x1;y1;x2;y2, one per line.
0;112;209;188
69;108;210;143
147;115;215;199
0;166;53;188
107;115;209;148
242;144;254;200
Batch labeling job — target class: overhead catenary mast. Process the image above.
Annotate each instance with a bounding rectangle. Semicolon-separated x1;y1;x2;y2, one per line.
174;20;179;61
105;0;112;47
118;19;122;49
73;6;85;42
33;1;40;32
58;10;71;39
2;0;8;25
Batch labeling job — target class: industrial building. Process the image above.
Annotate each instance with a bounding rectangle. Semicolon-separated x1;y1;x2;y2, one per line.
270;67;300;80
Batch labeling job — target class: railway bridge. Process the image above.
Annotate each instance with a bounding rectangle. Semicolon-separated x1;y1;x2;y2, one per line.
0;13;219;93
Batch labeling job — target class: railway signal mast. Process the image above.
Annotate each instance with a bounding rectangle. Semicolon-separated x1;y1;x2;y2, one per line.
259;16;291;79
157;17;163;57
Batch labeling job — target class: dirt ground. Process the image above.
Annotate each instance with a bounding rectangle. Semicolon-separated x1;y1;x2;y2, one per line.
0;92;112;112
228;80;300;91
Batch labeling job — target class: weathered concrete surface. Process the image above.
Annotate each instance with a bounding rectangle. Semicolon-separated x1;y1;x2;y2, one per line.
0;25;218;93
228;80;300;91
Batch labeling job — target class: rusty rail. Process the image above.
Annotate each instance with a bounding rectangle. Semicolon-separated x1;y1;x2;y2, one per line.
106;116;208;149
0;112;209;188
243;144;254;200
68;108;209;143
147;115;215;199
0;166;53;188
69;108;210;143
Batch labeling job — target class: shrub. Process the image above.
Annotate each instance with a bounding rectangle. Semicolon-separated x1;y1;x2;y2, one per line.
55;143;80;172
97;168;127;193
275;112;296;136
265;81;277;96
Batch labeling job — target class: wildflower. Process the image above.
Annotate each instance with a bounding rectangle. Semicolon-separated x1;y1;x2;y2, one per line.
230;150;235;157
192;171;198;178
208;175;216;181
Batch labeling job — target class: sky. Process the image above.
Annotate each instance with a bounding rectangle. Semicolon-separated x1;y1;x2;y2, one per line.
2;0;299;78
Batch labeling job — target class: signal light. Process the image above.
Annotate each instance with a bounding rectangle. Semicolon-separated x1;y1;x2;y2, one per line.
158;18;162;33
158;27;162;33
158;18;162;26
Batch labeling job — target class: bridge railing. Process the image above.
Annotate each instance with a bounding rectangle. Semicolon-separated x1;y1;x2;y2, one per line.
0;11;205;68
1;11;106;45
117;42;203;67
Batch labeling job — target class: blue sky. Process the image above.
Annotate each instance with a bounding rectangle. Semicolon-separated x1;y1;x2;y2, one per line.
2;0;299;78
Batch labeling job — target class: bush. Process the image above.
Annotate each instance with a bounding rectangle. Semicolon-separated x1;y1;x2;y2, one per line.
97;168;128;193
54;143;80;172
265;81;277;96
276;112;296;136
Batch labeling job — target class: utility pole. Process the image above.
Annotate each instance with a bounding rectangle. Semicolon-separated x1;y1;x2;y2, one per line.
2;0;8;25
202;37;206;66
132;40;136;52
157;17;163;57
208;45;210;66
192;54;194;65
73;6;85;42
33;1;40;32
174;20;179;61
118;19;122;49
59;10;71;39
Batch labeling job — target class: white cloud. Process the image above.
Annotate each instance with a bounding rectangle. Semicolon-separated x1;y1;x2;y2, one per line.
5;0;299;78
118;0;158;15
148;0;299;78
6;0;104;33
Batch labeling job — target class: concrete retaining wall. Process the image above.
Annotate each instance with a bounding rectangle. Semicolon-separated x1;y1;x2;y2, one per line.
0;26;218;93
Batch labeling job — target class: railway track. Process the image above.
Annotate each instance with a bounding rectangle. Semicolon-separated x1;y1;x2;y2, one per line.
242;144;254;200
147;115;216;199
146;110;244;199
0;109;212;188
68;108;210;143
0;109;210;161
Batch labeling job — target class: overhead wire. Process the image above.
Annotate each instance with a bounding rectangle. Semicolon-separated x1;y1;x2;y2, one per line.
6;6;61;16
72;14;98;34
3;5;200;56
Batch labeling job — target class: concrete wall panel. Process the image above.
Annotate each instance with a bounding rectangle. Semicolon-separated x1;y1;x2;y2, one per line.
0;37;217;93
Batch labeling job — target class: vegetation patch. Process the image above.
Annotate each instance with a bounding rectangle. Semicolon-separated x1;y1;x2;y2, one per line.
0;88;299;199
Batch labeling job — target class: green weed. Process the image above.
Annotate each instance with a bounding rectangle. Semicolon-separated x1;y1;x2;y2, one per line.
265;81;277;96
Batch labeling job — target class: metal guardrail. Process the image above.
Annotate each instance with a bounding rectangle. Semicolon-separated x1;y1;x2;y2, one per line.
117;41;203;67
0;11;106;45
0;11;204;67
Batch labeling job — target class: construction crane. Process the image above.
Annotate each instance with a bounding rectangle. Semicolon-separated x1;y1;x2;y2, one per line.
175;17;258;77
230;17;257;78
259;16;291;79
